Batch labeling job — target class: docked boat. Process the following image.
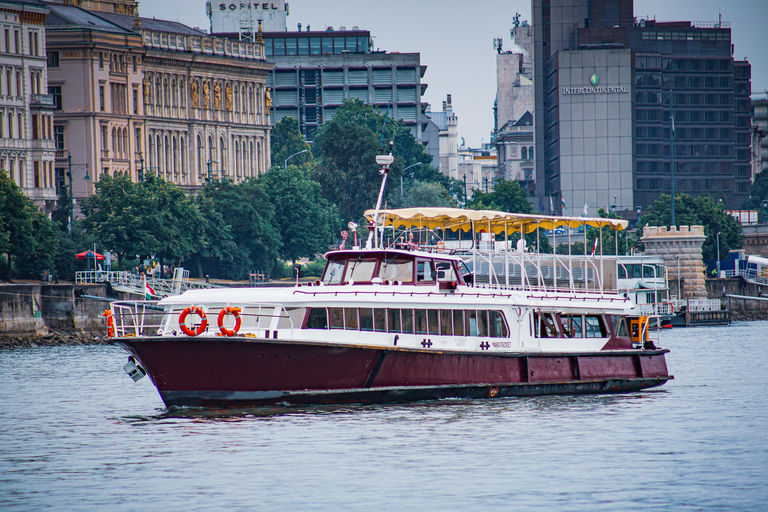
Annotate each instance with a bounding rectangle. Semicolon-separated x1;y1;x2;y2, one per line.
110;157;671;408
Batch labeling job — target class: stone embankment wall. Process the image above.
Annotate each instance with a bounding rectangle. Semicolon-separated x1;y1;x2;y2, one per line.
641;225;707;299
0;283;120;337
706;277;768;321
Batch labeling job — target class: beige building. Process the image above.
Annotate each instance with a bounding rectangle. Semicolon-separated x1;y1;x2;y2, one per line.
44;0;272;210
0;1;56;212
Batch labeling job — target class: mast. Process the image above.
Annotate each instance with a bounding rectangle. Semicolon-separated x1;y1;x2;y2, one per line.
366;142;394;249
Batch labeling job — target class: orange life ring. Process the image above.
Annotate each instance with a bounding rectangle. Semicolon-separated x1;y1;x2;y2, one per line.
436;241;446;252
103;309;115;338
217;306;242;337
179;306;208;336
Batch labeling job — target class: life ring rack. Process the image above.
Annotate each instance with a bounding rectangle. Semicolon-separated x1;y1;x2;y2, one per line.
103;309;115;338
217;306;242;337
179;306;208;336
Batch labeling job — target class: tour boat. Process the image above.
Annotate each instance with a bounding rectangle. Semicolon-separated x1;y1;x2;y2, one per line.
111;156;671;408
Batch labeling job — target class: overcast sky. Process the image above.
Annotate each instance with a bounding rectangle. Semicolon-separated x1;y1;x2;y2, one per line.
142;0;768;148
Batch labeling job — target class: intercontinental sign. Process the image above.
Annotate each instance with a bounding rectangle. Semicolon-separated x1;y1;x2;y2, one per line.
562;73;629;95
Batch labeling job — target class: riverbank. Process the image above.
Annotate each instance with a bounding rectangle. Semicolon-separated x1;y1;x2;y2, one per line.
0;330;107;350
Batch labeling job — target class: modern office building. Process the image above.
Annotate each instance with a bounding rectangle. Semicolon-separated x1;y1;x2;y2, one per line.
209;1;429;143
0;0;56;212
533;0;752;216
44;0;272;209
752;94;768;178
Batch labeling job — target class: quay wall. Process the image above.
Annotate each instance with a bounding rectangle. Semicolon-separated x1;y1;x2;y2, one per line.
706;277;768;320
0;283;121;336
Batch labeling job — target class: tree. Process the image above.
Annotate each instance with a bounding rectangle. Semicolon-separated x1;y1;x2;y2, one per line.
79;174;205;266
0;171;59;280
639;193;742;260
186;192;239;278
313;99;443;222
270;116;313;168
747;168;768;221
465;178;533;213
400;181;457;208
258;165;334;261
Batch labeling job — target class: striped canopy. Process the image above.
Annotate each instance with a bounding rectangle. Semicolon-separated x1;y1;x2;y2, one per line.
364;207;628;235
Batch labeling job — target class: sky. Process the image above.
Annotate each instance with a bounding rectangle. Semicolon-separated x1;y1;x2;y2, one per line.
142;0;768;148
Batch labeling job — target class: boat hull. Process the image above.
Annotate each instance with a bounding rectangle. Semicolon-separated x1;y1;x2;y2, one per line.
117;338;672;408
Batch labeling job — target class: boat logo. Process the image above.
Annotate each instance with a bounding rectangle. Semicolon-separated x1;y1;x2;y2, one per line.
590;74;599;86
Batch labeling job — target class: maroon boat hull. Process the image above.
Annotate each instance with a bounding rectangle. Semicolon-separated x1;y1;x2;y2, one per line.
117;338;672;408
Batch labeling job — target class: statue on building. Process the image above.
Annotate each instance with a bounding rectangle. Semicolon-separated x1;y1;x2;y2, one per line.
265;87;272;113
225;83;232;111
203;80;210;109
214;81;222;110
143;76;150;101
191;79;198;106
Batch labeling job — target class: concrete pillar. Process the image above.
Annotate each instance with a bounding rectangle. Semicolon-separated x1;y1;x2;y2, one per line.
641;225;707;299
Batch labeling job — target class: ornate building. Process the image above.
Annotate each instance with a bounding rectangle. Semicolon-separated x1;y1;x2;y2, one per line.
0;0;56;212
44;0;272;209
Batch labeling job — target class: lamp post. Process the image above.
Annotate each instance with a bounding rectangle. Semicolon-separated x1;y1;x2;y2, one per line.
400;162;422;198
284;149;308;168
462;174;467;207
716;231;721;277
138;152;145;181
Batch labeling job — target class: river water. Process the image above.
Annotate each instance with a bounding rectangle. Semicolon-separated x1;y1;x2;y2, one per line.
1;321;766;511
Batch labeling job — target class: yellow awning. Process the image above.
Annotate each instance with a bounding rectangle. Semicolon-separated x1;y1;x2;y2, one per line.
364;207;628;235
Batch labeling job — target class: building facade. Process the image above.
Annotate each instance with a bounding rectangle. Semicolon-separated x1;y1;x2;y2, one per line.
752;94;768;178
45;0;272;209
533;0;752;217
0;0;56;212
423;94;458;179
208;4;429;144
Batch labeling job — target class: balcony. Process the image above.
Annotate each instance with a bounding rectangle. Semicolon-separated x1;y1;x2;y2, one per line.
30;94;56;109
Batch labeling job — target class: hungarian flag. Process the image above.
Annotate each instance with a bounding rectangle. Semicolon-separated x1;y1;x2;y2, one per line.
561;197;567;210
590;237;599;257
143;278;155;300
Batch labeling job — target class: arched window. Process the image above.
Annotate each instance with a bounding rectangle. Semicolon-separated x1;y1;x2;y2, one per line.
249;140;254;176
172;136;178;176
219;136;226;176
521;147;527;160
164;135;170;180
529;147;534;159
155;134;161;174
180;137;185;178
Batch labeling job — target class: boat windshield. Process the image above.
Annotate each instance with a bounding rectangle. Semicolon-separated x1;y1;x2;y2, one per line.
379;257;413;283
322;259;345;285
344;258;377;283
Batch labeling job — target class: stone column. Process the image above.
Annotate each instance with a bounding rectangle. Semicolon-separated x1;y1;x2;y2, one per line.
640;226;707;299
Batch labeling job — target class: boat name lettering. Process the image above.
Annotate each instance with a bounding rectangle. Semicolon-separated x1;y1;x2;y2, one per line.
492;342;511;348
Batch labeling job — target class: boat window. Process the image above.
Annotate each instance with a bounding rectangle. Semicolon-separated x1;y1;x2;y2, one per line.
453;310;464;337
374;308;387;332
345;308;359;330
585;315;605;338
466;310;478;336
306;307;328;329
476;310;489;337
329;307;344;329
611;316;629;337
561;315;583;338
344;258;377;283
323;259;345;285
360;308;373;331
416;260;435;282
415;309;428;334
379;257;413;283
440;310;452;335
428;309;439;335
489;310;508;338
537;312;559;338
402;309;414;334
388;308;402;333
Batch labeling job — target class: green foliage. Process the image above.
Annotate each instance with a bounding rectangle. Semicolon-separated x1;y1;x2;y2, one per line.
466;178;533;213
400;181;457;208
0;171;57;280
258;165;334;261
303;257;327;278
313;99;439;222
639;193;742;260
747;168;768;221
270;116;313;168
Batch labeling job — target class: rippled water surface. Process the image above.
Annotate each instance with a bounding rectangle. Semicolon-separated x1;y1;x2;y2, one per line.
1;322;767;510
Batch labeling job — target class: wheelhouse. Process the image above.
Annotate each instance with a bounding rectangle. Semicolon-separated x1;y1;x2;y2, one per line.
320;250;465;287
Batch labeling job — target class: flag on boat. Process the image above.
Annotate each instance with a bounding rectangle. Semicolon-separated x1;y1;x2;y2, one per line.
590;237;599;257
583;202;588;217
143;277;155;300
561;197;567;210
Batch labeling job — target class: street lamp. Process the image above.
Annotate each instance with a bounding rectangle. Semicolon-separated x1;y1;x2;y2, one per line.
462;174;467;207
400;162;422;197
284;149;308;168
715;231;721;278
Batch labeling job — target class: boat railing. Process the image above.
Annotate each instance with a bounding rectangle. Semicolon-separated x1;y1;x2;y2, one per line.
723;268;768;286
466;250;619;295
109;300;296;338
76;269;217;296
634;302;674;316
671;298;723;312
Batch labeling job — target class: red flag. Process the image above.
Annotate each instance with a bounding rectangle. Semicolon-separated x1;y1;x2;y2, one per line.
590;238;599;257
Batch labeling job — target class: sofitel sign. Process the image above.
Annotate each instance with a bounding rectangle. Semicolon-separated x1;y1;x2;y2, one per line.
562;74;629;95
219;2;282;10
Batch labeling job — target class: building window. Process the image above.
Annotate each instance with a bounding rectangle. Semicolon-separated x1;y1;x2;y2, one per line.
49;86;62;110
99;52;104;69
47;51;60;68
100;85;105;111
54;125;64;150
133;87;139;114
